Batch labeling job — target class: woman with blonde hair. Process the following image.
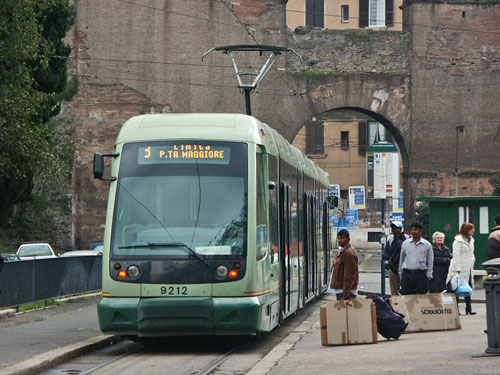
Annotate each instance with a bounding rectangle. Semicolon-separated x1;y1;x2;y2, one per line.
446;223;476;315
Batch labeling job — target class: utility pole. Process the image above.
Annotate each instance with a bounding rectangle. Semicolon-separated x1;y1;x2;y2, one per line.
455;126;464;196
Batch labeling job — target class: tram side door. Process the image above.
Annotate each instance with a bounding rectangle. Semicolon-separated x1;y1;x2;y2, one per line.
302;192;309;300
310;196;316;295
322;201;329;286
279;183;291;315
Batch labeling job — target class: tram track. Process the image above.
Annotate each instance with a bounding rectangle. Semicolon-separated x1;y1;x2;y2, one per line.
41;338;250;375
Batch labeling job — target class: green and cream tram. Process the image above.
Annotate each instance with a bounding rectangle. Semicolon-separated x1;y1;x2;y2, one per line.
94;113;335;337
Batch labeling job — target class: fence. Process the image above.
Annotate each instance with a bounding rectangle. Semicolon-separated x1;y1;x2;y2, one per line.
0;256;102;309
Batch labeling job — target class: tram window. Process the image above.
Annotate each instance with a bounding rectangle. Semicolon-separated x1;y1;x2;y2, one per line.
269;155;279;263
256;152;268;261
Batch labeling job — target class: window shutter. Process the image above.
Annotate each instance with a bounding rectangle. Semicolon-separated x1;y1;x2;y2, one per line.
314;0;324;28
358;121;368;155
359;0;369;28
386;0;394;27
306;0;314;27
306;121;324;155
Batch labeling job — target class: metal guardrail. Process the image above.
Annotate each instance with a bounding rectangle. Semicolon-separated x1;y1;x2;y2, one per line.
0;256;102;309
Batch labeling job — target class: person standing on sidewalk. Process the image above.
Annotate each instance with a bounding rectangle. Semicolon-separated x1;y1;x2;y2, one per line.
382;221;410;295
446;222;476;315
329;229;359;300
398;222;434;295
429;231;452;293
486;214;500;260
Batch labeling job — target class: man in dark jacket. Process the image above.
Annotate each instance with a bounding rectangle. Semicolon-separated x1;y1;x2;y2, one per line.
487;215;500;260
330;229;359;300
382;221;410;295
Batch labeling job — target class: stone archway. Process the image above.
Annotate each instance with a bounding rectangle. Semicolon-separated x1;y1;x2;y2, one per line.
291;104;411;242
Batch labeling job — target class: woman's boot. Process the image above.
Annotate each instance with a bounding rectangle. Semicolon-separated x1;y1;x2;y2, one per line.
465;296;476;315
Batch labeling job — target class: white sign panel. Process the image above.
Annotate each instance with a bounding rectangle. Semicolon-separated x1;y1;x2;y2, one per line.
374;153;386;199
386;153;400;198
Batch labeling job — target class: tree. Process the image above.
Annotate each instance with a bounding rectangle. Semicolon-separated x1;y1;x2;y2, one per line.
489;172;500;196
0;0;76;225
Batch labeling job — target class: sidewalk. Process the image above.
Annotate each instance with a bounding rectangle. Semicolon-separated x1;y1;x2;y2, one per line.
0;257;489;375
357;251;486;303
248;298;495;375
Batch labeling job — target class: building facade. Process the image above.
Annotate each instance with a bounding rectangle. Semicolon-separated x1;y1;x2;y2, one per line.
286;0;404;31
59;0;500;249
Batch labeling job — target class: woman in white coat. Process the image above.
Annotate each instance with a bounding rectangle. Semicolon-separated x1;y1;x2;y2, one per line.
446;222;476;315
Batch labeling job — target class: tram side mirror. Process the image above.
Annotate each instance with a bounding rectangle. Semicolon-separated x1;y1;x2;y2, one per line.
326;195;339;208
93;152;120;181
268;181;276;190
93;153;104;179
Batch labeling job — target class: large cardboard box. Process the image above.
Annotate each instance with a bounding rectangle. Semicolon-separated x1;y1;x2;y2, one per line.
320;298;378;346
390;293;461;333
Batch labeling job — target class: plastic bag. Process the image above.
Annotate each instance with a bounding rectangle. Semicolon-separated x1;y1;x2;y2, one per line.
451;274;473;297
455;282;473;297
450;274;463;291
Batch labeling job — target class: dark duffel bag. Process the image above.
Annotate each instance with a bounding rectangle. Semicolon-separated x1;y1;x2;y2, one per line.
366;294;408;340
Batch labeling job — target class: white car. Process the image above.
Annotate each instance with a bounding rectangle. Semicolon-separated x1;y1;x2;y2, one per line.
16;243;58;260
59;250;102;257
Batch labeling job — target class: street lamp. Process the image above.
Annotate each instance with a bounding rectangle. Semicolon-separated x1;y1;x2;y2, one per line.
455;126;465;196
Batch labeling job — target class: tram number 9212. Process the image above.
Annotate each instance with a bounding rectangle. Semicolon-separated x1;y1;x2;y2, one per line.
161;286;188;295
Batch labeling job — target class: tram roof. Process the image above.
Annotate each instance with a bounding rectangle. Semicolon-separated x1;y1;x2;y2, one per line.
116;114;329;185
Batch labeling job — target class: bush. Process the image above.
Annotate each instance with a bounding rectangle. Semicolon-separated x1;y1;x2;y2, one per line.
7;194;58;245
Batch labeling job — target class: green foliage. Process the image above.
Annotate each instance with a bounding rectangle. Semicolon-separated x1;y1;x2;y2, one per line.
7;194;58;245
0;0;76;225
412;202;430;240
489;171;500;196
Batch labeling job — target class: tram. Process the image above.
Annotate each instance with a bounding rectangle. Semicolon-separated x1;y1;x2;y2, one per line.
93;113;335;337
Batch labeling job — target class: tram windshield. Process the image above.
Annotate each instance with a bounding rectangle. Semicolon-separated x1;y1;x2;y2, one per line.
111;141;248;259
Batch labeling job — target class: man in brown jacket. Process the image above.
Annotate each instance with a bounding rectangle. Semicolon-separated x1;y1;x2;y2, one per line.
330;229;359;300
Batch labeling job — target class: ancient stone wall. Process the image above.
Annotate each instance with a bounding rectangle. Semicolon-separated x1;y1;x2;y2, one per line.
59;0;500;247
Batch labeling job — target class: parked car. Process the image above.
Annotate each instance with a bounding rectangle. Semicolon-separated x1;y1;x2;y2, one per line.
0;253;21;262
59;250;102;257
16;243;58;260
90;242;103;252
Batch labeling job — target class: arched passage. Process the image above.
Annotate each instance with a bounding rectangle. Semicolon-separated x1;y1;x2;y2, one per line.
291;106;410;247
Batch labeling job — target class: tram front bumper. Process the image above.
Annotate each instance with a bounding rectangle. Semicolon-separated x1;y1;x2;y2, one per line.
98;296;264;337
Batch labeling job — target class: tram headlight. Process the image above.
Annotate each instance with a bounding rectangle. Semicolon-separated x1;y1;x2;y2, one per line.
216;265;228;278
127;265;141;278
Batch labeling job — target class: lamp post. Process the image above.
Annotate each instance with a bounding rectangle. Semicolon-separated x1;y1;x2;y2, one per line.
455;126;464;196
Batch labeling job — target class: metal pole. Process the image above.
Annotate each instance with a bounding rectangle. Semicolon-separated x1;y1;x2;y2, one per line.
244;88;252;116
381;199;386;296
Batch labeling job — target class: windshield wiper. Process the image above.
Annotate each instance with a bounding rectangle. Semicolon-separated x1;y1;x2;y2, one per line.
118;242;209;267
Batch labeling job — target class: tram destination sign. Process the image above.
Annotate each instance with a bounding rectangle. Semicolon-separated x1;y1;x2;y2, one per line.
138;143;231;165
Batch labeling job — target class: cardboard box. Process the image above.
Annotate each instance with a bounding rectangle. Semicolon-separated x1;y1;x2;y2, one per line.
320;298;378;346
390;293;461;333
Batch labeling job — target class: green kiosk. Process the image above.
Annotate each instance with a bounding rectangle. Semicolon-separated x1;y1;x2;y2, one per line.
416;196;500;270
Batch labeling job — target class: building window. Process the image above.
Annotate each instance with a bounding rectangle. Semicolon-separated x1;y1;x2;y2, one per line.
368;232;384;242
306;0;324;28
369;0;385;27
341;5;349;22
306;121;324;155
359;0;393;28
341;131;350;149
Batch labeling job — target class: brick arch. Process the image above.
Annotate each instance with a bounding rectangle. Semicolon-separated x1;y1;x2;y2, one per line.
288;74;413;215
289;74;411;168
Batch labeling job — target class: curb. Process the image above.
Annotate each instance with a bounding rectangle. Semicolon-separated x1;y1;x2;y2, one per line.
0;335;121;375
0;309;16;320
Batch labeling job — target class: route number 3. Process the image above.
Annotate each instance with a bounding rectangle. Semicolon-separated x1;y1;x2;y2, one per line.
161;286;187;295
